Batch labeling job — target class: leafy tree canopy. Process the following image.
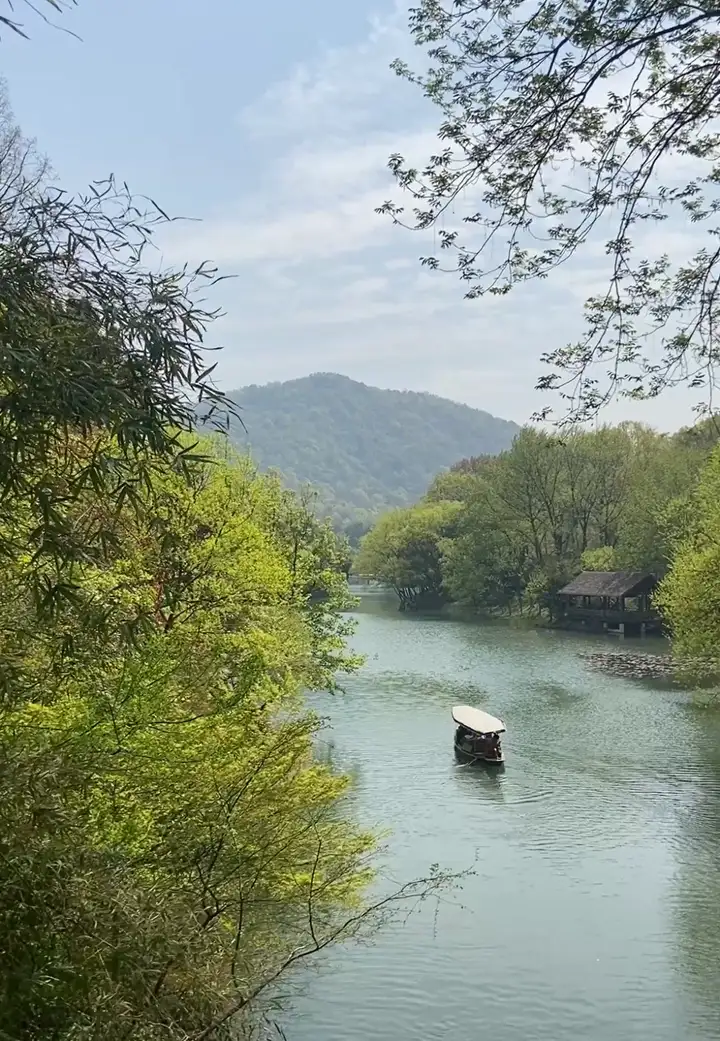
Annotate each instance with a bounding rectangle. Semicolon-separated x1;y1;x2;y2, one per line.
0;436;362;1037
355;499;462;609
657;444;720;657
581;546;620;572
0;429;460;1039
361;419;714;618
382;0;720;421
0;81;232;618
0;84;463;1039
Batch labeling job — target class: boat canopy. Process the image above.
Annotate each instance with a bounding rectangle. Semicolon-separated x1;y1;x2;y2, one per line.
452;705;506;735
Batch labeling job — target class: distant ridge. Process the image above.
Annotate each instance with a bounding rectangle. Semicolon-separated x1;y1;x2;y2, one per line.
210;374;519;531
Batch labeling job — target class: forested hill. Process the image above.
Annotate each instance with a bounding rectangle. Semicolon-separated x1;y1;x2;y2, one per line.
215;374;519;521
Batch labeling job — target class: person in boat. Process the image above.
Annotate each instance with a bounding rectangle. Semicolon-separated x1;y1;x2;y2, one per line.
471;731;490;755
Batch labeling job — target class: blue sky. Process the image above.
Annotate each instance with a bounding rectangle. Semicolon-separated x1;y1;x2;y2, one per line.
0;0;702;428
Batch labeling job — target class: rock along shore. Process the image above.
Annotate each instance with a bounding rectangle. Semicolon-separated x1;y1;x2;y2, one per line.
583;651;720;681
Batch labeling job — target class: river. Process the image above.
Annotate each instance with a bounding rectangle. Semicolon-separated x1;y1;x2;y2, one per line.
287;591;720;1041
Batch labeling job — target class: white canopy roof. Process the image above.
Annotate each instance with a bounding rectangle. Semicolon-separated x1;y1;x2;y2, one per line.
452;705;506;734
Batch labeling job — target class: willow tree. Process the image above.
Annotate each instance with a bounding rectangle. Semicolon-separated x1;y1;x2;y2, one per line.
382;0;720;420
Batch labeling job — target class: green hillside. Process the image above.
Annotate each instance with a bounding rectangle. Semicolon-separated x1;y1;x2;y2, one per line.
210;374;519;539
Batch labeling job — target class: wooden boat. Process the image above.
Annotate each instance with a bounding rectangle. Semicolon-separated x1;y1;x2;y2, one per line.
452;705;506;764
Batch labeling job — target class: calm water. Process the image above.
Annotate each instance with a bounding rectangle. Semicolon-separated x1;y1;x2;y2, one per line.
288;592;720;1041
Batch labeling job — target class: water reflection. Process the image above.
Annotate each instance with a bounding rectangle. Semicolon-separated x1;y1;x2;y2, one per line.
452;757;507;804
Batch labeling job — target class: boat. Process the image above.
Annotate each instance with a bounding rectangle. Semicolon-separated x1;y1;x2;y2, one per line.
452;705;506;764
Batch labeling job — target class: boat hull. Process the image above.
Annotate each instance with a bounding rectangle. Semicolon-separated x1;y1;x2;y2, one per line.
454;738;505;765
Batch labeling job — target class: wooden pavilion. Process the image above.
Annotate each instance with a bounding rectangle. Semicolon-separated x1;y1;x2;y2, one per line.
557;571;660;635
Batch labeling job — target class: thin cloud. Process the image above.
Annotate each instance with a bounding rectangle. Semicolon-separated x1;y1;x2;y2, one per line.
238;3;414;139
158;1;705;429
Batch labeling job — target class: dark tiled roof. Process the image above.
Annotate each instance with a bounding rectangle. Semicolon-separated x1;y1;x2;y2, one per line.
558;571;657;598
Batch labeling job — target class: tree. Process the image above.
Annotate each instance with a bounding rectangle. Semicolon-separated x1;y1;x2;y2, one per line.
0;78;50;201
523;564;572;621
614;426;706;573
656;444;720;657
0;438;461;1039
442;520;530;614
355;500;462;609
581;546;619;572
0;68;466;1041
439;456;531;612
0;84;233;616
400;421;700;617
425;466;479;503
382;0;720;421
674;414;720;453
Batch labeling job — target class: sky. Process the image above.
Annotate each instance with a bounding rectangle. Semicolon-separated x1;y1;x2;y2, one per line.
0;0;705;429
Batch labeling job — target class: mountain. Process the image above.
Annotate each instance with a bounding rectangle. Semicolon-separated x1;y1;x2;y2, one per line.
210;374;519;537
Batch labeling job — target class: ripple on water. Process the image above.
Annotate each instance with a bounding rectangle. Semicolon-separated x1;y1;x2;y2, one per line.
295;599;720;1041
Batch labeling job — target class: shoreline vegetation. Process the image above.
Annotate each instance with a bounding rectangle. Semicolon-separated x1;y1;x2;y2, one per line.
350;586;719;684
354;423;720;681
0;78;464;1040
7;0;720;1034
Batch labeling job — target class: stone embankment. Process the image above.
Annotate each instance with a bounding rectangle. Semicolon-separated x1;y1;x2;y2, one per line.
583;651;719;681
